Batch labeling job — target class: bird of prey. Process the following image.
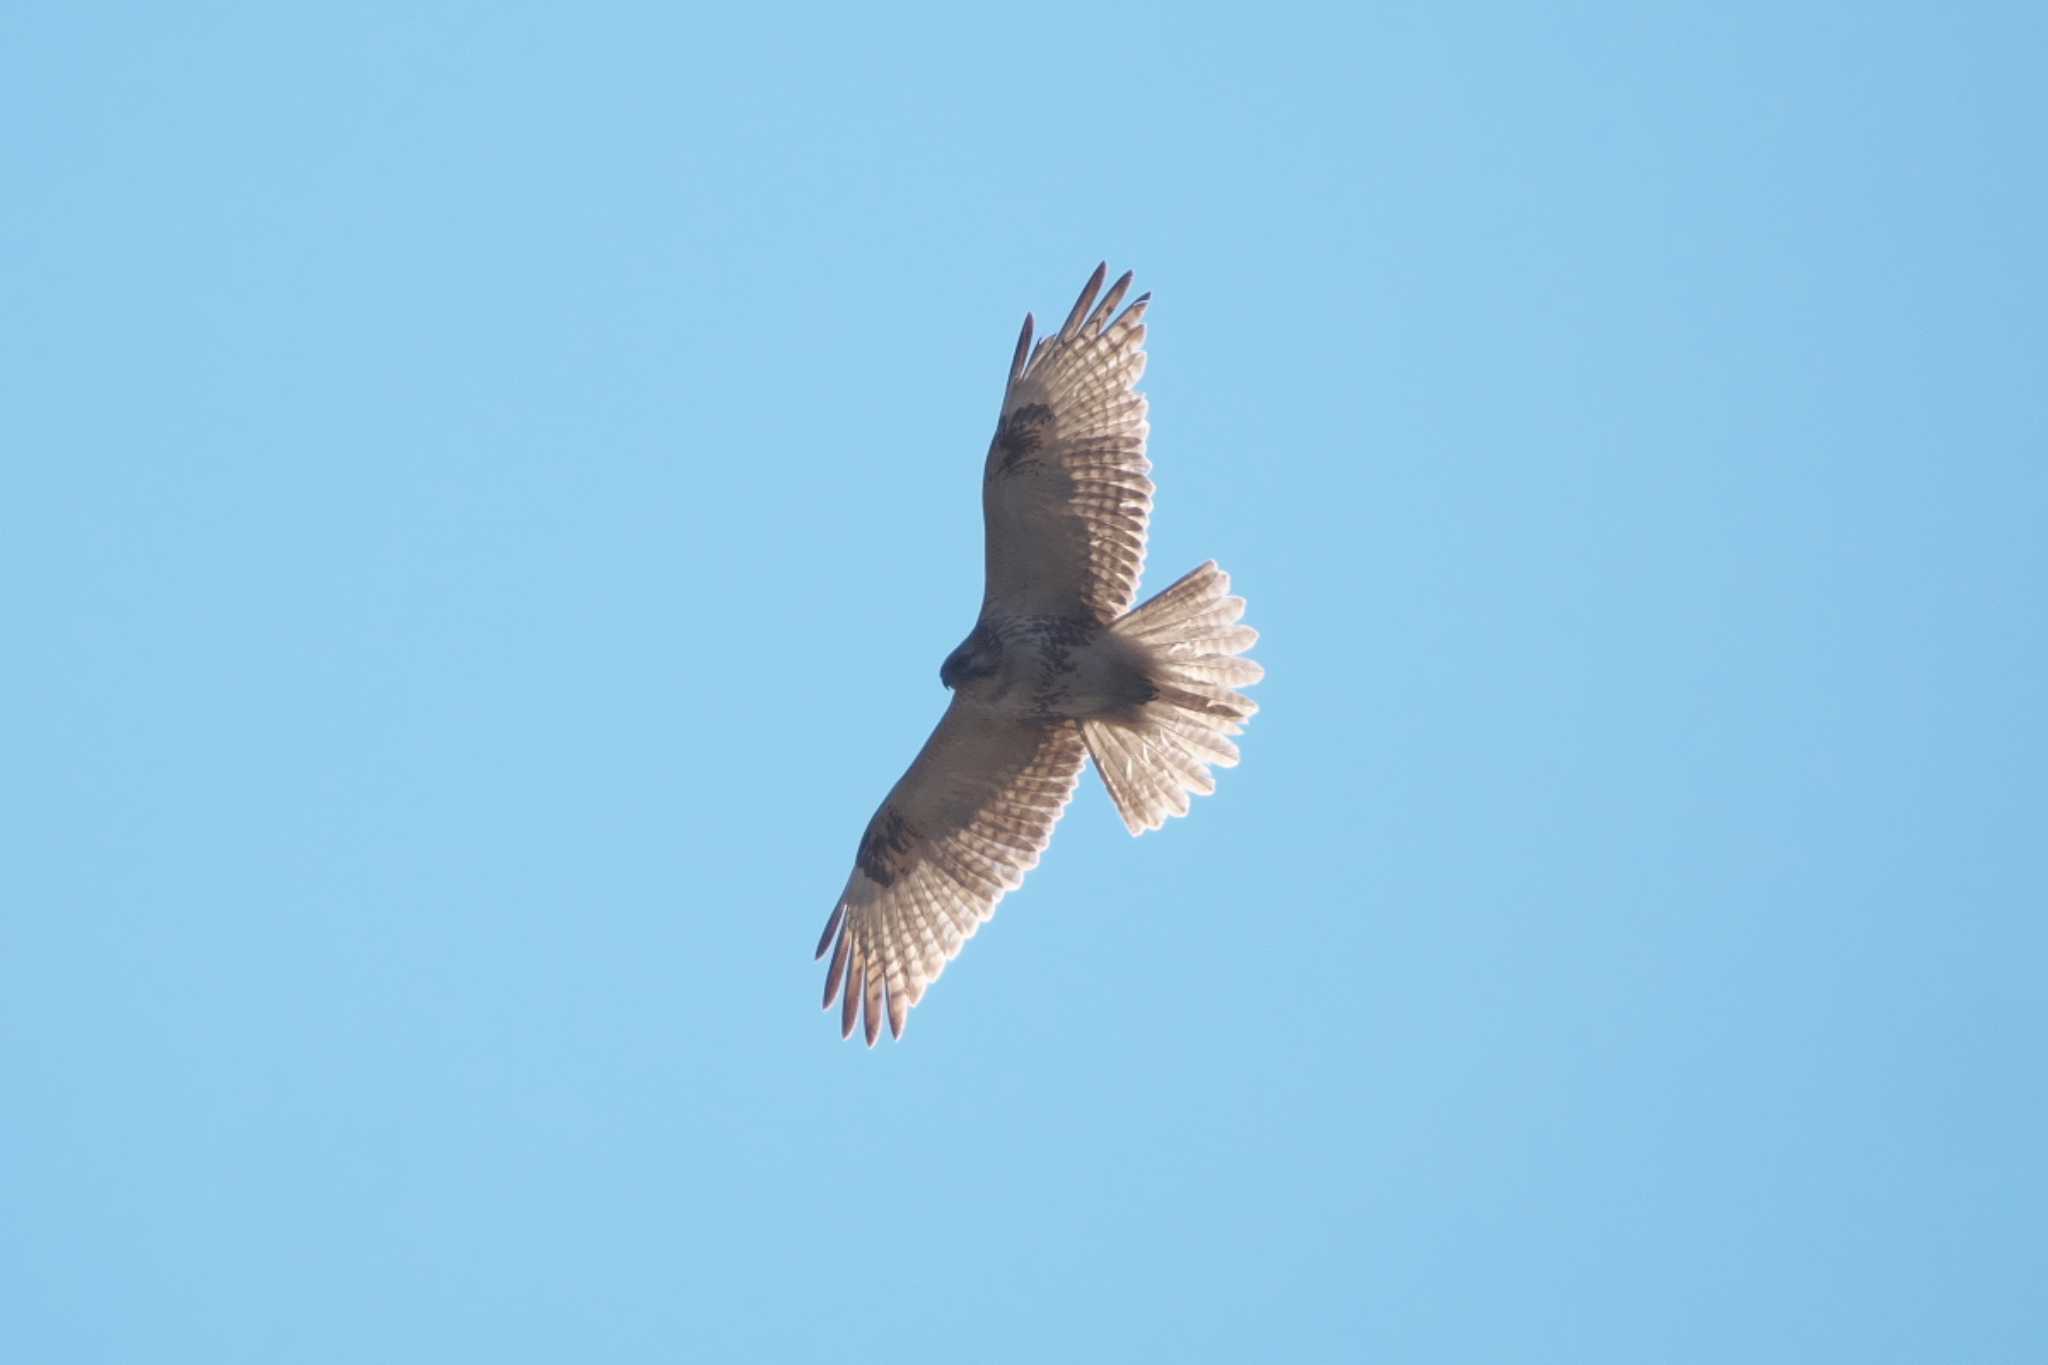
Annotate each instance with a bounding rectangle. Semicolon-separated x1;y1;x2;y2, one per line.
815;264;1262;1044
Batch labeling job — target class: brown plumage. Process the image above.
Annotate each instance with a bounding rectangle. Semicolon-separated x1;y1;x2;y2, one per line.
816;265;1262;1044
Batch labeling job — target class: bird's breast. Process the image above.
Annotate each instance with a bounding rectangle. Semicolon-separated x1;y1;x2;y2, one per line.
957;615;1152;722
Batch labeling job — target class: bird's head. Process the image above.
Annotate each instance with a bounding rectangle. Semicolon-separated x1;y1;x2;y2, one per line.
940;626;1001;690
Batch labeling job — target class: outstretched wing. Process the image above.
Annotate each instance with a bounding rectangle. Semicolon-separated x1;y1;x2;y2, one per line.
982;263;1154;623
815;701;1087;1044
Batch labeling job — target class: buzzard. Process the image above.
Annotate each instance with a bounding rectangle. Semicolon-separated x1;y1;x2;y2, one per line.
815;265;1262;1044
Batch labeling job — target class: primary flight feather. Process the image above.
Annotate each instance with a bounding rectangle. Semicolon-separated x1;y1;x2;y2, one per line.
816;265;1262;1044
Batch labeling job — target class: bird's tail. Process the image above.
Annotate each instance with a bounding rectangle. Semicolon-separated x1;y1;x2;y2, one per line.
1082;561;1262;835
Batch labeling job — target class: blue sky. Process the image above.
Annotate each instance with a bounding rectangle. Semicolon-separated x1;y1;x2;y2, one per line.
5;3;2043;1360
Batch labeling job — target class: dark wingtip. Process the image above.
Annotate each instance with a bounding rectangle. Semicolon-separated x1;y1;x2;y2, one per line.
1061;263;1109;338
814;902;846;959
820;923;852;1009
1010;312;1034;381
1086;270;1136;335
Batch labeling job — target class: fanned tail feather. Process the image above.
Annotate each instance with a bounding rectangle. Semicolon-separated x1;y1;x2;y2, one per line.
1082;561;1262;835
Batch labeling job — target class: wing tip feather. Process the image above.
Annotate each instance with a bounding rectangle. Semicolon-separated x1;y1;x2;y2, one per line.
1088;270;1135;335
820;919;853;1009
814;901;846;960
862;977;883;1046
1010;312;1034;382
840;959;863;1038
1060;262;1109;339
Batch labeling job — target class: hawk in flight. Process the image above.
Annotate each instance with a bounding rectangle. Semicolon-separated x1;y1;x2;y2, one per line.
816;265;1262;1044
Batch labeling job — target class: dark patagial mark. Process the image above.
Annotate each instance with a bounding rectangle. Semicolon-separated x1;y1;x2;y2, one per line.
856;807;915;887
993;403;1055;472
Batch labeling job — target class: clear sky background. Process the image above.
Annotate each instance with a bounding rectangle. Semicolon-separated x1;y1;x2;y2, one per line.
5;3;2043;1361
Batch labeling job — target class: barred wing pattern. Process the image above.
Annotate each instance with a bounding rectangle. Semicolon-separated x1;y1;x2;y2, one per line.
815;701;1087;1044
982;264;1154;623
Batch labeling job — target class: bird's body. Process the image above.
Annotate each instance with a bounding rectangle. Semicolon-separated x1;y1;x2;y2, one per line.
817;265;1261;1043
941;613;1154;722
